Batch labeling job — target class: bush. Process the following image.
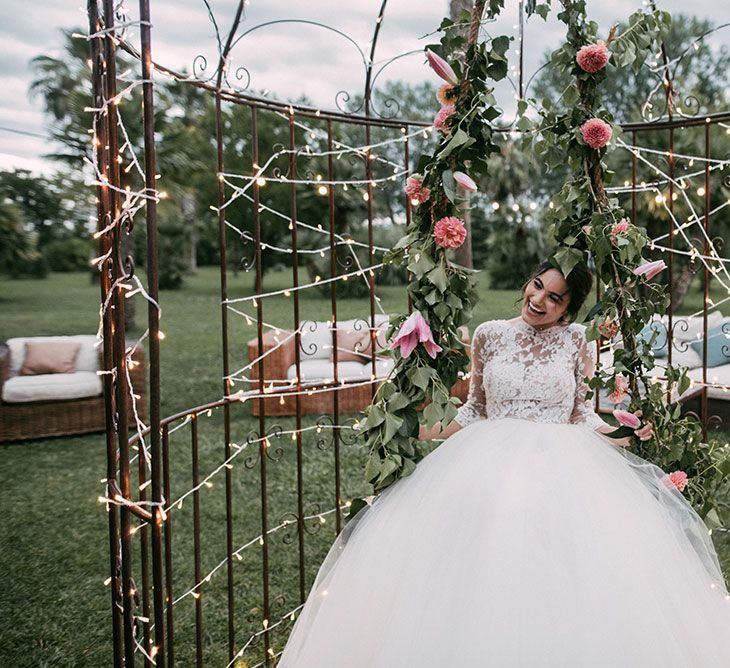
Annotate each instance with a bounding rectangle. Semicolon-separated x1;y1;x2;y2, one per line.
45;237;90;272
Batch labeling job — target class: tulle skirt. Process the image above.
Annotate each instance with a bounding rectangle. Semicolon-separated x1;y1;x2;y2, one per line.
277;418;730;667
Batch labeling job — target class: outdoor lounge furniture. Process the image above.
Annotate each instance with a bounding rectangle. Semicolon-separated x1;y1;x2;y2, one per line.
595;310;730;422
0;335;146;442
246;315;470;416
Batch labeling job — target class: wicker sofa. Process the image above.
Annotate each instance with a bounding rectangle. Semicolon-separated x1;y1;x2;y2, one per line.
246;316;469;416
0;335;146;442
595;310;730;421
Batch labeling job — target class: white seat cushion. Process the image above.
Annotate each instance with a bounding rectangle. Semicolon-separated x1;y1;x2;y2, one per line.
688;364;730;400
2;371;102;403
287;356;394;383
6;335;100;375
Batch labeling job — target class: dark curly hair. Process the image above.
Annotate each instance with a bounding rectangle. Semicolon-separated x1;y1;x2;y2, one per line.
513;258;594;324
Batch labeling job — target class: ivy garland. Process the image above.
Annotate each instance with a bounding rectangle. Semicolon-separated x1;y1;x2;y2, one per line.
350;0;730;531
349;0;508;518
523;0;730;528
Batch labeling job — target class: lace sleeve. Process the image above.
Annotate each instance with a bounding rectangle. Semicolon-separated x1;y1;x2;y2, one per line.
570;331;607;431
454;323;489;427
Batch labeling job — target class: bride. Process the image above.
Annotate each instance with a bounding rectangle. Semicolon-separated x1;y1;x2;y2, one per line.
277;259;730;667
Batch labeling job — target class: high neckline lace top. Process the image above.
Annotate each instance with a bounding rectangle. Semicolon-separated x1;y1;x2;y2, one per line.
511;317;571;335
454;319;606;430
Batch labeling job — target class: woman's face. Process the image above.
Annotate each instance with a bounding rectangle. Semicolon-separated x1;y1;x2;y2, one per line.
521;268;571;329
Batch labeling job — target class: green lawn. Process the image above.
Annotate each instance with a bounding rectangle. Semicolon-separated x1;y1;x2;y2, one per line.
1;267;728;666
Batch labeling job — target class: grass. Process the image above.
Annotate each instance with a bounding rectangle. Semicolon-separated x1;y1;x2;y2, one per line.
1;267;728;666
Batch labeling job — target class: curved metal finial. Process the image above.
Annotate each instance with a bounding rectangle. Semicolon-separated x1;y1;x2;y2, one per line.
363;0;390;118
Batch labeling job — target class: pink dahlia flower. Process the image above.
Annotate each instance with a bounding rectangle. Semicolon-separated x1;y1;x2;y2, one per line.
576;42;610;73
453;171;478;193
426;50;458;85
389;311;443;359
437;83;457;106
433;104;455;133
608;374;629;404
633;259;666;281
664;470;689;493
434;216;467;249
405;175;430;205
580;118;613;149
613;409;641;430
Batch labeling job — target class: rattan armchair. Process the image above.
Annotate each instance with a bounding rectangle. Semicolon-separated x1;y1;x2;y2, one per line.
0;340;147;443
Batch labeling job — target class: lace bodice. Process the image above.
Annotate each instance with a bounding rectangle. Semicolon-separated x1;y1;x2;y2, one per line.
454;319;606;431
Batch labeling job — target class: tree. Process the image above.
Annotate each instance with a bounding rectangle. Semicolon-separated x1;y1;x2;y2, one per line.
0;200;47;277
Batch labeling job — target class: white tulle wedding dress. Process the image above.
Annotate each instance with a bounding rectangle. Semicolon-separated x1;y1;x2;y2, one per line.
277;318;730;667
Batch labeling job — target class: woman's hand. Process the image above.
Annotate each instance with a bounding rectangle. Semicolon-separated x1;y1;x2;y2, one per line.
632;409;654;442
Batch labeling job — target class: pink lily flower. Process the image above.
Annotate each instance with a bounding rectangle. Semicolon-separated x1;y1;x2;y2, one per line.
426;50;458;85
613;409;641;429
453;171;478;192
633;259;666;281
389;311;443;359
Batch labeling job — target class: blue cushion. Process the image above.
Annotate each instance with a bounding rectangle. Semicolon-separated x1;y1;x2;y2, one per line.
638;321;668;357
689;325;730;368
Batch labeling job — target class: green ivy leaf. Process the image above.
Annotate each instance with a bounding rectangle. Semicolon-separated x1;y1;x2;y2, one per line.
427;263;449;293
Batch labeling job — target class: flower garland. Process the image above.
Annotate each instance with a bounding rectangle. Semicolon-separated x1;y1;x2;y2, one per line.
525;0;730;525
349;0;509;518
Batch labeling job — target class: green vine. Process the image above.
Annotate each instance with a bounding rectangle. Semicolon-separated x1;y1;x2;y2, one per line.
523;0;730;526
348;1;508;519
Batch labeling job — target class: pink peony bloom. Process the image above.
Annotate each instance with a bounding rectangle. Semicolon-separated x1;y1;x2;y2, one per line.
633;259;666;281
405;175;431;206
437;83;457;106
613;409;641;430
580;118;613;149
434;216;467;249
608;374;629;404
426;50;458;85
453;171;478;193
663;470;689;493
576;42;610;73
389;311;443;359
434;104;456;133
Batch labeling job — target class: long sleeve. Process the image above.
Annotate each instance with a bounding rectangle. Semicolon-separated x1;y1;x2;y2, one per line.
569;332;607;431
454;323;489;427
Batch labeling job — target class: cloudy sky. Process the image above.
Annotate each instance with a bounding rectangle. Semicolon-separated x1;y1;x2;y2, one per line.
0;0;725;175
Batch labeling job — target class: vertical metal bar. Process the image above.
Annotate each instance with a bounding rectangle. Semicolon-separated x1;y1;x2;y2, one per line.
137;452;151;660
518;0;525;100
137;0;166;663
214;85;236;665
631;129;637;226
404;124;413;314
365;123;377;396
251;106;272;663
88;1;123;663
162;425;174;666
666;125;675;403
101;1;136;663
701;120;710;439
326;120;342;536
288;110;306;602
191;416;204;667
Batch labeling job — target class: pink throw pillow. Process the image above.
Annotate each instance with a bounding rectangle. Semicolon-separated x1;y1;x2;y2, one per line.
334;325;388;362
19;341;82;375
